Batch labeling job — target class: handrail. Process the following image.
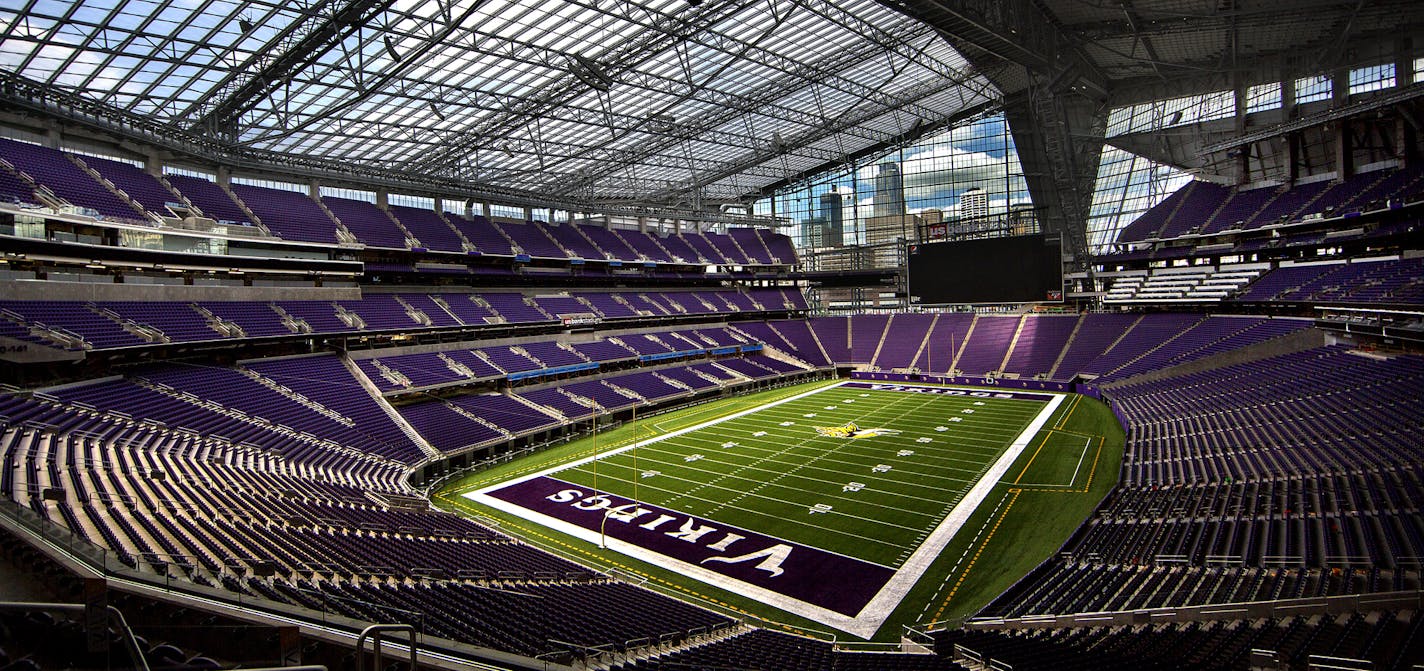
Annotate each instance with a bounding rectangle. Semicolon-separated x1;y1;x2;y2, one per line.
355;623;418;671
0;601;151;671
962;589;1424;631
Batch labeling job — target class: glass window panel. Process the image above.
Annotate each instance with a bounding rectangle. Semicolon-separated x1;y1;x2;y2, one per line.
768;112;1030;259
1295;75;1333;103
389;194;434;209
231;177;307;193
1348;63;1395;95
1246;82;1282;113
489;204;524;219
1085;146;1191;253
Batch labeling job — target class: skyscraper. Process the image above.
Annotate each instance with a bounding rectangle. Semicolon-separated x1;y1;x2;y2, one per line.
872;162;905;217
819;189;844;247
960;187;989;220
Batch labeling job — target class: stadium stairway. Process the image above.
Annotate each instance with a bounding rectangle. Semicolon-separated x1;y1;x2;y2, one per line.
907;313;940;370
1046;315;1087;379
997;314;1029;373
603;622;755;670
726;324;817;370
949;314;978;373
866;314;895;366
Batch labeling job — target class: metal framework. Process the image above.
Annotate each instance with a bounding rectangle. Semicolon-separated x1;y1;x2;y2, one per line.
876;0;1423;268
0;0;998;209
4;0;1419;264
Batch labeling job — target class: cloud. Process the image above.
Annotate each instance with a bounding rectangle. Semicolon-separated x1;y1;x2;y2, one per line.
901;146;1016;203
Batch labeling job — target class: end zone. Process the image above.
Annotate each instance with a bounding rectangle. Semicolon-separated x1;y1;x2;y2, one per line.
466;382;1065;638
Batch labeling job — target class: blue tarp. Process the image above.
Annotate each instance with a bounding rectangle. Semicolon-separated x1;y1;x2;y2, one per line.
508;361;600;381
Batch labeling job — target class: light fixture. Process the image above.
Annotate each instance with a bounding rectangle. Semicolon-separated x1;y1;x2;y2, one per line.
238;17;254;34
501;143;515;158
428;101;446;121
383;35;401;61
569;54;614;92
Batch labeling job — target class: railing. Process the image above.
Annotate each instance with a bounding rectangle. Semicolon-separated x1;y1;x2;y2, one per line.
964;589;1423;631
0;600;152;671
0;497;551;669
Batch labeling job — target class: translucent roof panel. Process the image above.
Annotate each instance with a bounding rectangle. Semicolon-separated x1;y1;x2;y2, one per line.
0;0;998;205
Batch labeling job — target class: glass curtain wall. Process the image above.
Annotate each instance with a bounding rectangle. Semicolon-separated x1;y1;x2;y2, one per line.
758;113;1031;268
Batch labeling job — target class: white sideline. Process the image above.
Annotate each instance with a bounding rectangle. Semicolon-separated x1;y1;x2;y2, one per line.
844;391;1063;636
466;382;1064;639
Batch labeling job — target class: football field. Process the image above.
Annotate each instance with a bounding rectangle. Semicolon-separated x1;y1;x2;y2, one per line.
464;380;1063;636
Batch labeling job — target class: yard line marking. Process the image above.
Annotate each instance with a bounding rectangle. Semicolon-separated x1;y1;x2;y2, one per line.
568;455;947;522
647;380;843;433
1065;436;1092;487
583;449;981;507
1053;393;1083;430
1011;433;1053;485
467;381;1065;638
620;439;992;482
918;488;1014;619
1011;436;1094;487
842;391;1063;637
668;389;936;518
673;429;1021;453
927;488;1021;625
751;398;1041;421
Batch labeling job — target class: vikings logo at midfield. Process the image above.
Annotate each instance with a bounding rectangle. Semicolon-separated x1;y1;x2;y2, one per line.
814;421;902;439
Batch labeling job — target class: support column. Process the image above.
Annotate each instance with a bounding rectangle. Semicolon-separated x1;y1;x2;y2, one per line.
143;152;163;178
1281;74;1297;118
1281;76;1300;183
1395;117;1412;167
1004;88;1107;270
1335;119;1352;179
1234;81;1250;185
1287;132;1301;184
1398;37;1416;87
1331;69;1349;107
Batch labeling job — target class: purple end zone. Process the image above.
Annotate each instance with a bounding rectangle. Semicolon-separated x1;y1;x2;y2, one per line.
486;475;894;617
841;380;1057;402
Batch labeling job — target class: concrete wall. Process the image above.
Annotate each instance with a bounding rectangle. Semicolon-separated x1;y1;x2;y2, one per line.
2;279;361;302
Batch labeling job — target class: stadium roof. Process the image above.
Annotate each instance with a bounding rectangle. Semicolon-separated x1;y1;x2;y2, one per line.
0;0;999;208
886;0;1424;104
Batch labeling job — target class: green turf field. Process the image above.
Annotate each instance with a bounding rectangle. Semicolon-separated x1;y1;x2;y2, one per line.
437;379;1124;641
548;383;1046;568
